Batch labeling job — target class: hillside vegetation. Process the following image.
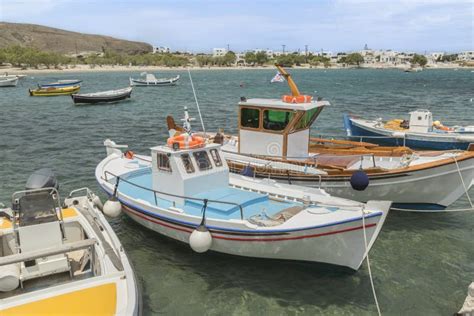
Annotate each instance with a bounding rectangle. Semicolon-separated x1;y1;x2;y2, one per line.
0;22;152;55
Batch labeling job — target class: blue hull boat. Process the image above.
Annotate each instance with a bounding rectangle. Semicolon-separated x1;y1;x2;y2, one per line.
343;111;474;150
39;79;82;88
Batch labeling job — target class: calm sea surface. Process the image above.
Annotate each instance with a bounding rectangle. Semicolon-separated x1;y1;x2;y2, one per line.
0;69;473;315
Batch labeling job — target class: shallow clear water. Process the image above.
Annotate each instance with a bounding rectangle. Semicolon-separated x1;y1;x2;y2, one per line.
0;69;473;315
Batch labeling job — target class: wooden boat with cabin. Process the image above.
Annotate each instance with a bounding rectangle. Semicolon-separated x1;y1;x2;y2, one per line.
167;65;474;211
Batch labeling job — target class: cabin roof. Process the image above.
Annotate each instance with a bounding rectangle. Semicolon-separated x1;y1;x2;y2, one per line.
239;98;330;111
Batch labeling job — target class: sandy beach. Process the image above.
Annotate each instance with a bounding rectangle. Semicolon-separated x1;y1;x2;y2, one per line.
1;62;470;75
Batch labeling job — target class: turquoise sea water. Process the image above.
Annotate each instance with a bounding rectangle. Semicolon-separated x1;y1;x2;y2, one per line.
0;69;473;315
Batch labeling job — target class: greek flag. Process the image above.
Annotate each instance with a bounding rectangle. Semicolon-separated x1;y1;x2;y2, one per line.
270;72;285;83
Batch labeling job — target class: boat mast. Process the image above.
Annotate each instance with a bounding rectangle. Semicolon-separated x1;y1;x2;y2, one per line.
275;64;301;96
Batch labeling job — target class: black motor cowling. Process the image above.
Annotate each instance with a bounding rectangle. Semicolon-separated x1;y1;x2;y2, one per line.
25;168;59;191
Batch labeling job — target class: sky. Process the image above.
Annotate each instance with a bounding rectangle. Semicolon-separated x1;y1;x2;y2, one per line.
1;0;473;53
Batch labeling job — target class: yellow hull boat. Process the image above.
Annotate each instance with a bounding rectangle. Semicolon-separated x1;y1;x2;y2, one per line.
0;170;140;315
29;85;81;96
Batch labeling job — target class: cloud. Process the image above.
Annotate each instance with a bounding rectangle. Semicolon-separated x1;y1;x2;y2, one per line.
1;0;472;52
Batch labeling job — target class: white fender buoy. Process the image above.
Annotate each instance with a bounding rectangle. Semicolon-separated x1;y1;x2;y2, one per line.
189;225;212;253
92;194;103;211
0;264;20;292
103;196;122;218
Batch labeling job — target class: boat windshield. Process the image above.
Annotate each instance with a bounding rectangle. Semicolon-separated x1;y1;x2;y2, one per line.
291;107;322;132
263;109;294;131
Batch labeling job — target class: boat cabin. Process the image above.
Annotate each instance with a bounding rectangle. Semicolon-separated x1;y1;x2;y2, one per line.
151;142;229;205
238;97;329;158
408;109;433;133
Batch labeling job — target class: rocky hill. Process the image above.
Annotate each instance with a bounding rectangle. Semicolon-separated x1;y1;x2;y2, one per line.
0;22;152;55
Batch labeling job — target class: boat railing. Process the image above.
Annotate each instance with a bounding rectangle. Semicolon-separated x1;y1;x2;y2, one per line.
0;238;97;267
314;133;408;146
102;171;246;220
223;150;378;174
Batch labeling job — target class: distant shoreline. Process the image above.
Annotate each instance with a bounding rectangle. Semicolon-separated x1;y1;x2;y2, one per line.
0;63;470;75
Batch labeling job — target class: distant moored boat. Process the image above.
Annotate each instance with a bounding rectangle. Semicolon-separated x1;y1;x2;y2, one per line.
71;87;133;104
39;79;82;88
129;72;179;86
0;76;19;87
29;85;81;96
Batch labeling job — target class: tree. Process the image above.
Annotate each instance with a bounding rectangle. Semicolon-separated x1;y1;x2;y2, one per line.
244;52;257;65
255;51;268;65
223;51;236;66
411;54;427;67
276;54;294;67
340;53;364;66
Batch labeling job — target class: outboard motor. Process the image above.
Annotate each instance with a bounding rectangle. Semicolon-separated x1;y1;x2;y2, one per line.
25;168;59;192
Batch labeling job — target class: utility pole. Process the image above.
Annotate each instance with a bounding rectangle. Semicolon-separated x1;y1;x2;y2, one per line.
227;44;230;52
305;44;308;63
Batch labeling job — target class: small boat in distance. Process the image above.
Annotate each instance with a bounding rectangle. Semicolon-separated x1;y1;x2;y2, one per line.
344;110;474;150
129;72;179;86
0;77;18;87
0;169;140;315
96;138;390;270
29;85;81;96
39;79;82;88
72;87;133;104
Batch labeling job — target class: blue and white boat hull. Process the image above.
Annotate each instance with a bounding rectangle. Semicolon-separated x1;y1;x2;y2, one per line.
96;151;390;270
343;114;474;150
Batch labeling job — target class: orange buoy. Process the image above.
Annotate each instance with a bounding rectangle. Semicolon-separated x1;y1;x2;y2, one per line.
167;134;205;149
282;95;313;103
124;150;135;159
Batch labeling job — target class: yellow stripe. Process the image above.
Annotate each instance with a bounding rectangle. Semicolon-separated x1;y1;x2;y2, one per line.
0;217;12;229
61;207;78;219
3;283;117;315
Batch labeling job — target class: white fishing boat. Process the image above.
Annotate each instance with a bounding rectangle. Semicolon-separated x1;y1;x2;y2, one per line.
0;76;19;87
96;138;390;270
129;72;180;86
344;110;474;150
0;169;140;315
167;65;474;211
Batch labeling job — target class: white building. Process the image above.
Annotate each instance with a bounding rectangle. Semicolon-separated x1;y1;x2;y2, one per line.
212;48;228;57
458;51;474;61
153;46;170;54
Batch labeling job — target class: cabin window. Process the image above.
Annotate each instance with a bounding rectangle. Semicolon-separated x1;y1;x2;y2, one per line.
293;107;322;131
240;108;260;129
193;151;212;171
181;154;195;173
157;153;172;172
210;149;222;167
263;109;294;131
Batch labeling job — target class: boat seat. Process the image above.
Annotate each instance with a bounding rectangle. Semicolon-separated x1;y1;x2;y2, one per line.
18;221;71;283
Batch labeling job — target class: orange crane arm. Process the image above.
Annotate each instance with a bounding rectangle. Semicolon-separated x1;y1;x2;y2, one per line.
275;64;301;96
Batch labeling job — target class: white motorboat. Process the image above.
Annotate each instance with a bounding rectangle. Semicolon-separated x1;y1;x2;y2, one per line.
0;76;18;87
129;72;180;86
96;138;390;270
0;169;140;315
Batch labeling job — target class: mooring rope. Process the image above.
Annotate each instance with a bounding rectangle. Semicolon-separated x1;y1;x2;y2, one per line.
391;156;473;213
361;206;382;316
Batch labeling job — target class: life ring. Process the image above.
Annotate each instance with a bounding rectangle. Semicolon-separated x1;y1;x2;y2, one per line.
124;150;135;159
167;134;205;149
282;95;313;103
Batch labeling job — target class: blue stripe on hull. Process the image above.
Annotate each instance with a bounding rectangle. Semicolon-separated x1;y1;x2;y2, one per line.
391;203;446;211
344;117;470;150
